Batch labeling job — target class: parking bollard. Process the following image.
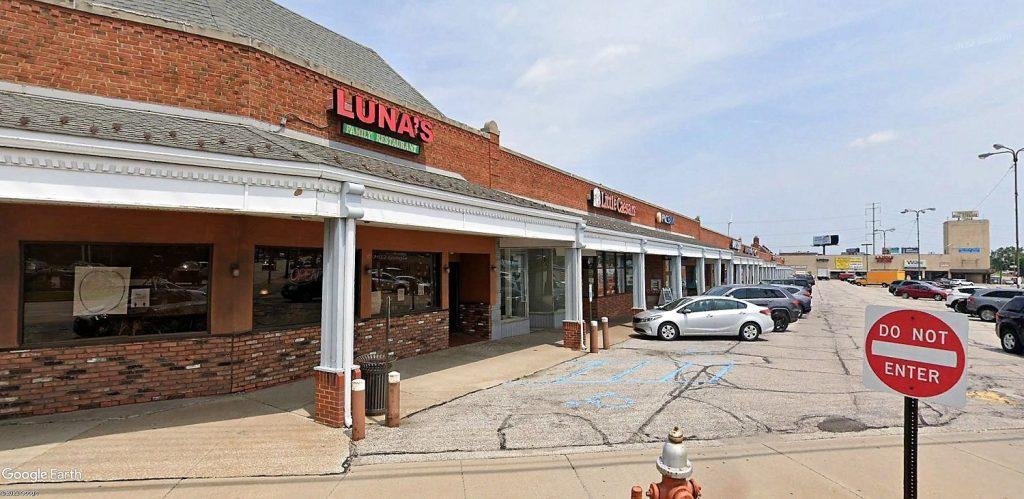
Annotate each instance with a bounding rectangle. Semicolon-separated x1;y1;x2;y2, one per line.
351;378;366;441
633;427;701;498
601;317;610;350
590;321;599;353
631;485;643;499
386;371;401;428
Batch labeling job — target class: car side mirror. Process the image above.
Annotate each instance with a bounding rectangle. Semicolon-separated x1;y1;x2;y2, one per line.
679;308;691;314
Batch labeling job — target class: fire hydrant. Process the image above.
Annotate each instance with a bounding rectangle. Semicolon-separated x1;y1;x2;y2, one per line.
635;427;701;499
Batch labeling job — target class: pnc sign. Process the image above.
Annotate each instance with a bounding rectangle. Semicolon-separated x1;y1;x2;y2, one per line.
333;88;434;154
863;306;967;407
591;188;637;217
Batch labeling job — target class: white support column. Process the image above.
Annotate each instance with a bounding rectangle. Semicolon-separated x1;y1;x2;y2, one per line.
697;250;707;294
670;254;683;301
713;251;723;286
727;260;735;285
562;224;586;350
315;182;364;428
632;245;646;311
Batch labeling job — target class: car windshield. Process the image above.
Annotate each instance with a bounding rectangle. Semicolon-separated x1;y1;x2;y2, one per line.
656;297;694;310
704;286;730;296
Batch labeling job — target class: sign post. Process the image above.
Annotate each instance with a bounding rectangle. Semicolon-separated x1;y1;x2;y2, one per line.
863;306;968;499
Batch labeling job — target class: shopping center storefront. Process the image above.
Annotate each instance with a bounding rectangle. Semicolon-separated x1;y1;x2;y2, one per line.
0;0;790;425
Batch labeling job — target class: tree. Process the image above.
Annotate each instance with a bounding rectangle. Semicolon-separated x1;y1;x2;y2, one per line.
991;246;1024;272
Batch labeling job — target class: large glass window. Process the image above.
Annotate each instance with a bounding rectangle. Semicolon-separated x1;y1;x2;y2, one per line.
253;247;323;329
21;243;210;345
585;252;635;297
371;251;440;316
500;249;527;319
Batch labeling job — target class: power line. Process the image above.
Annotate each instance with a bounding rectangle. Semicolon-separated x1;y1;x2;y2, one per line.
974;163;1014;211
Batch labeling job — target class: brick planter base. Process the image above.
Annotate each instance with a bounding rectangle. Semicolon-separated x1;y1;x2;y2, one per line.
313;369;346;428
562;320;582;350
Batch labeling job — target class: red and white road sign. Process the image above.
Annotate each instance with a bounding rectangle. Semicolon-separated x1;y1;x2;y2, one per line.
863;306;968;407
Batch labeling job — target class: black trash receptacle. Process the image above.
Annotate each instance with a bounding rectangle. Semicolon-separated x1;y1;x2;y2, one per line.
356;352;393;416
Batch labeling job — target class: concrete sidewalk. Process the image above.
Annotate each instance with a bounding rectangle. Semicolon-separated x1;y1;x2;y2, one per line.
6;429;1022;497
0;325;634;482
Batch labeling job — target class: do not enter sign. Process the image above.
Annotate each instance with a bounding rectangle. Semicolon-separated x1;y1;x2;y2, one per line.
863;306;968;407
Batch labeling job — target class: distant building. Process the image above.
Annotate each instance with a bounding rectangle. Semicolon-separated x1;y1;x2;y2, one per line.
783;213;991;283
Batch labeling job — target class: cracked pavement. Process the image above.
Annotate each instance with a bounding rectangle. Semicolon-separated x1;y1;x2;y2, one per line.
355;281;1024;461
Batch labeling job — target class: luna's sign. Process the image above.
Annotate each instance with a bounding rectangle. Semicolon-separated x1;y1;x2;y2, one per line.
333;89;434;152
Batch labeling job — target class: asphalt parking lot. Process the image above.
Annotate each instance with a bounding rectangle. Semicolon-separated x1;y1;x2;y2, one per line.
356;281;1024;462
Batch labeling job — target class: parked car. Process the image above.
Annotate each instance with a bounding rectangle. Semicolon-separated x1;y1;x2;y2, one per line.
996;297;1024;354
837;272;856;281
894;282;948;301
632;296;774;341
949;279;974;287
946;286;986;313
793;273;815;286
889;280;920;294
705;284;802;331
967;288;1024;322
769;284;812;314
761;278;812;291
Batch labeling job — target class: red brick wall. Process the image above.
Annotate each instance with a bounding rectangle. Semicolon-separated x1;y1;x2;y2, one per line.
354;310;448;360
0;0;742;250
0;326;318;420
584;293;634;324
454;302;492;341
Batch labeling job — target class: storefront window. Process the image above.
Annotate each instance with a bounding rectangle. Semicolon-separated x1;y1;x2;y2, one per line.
21;243;210;345
553;249;566;312
500;249;527;319
584;252;635;297
370;251;439;316
253;247;322;329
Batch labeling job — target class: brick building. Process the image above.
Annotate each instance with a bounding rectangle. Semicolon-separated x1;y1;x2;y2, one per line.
0;0;790;425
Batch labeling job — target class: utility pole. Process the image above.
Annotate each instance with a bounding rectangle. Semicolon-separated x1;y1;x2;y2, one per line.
867;202;880;256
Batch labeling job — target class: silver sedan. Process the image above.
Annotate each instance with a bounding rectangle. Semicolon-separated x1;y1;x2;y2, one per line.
632;296;775;341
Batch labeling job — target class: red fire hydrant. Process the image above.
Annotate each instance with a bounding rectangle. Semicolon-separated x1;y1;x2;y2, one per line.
635;427;701;499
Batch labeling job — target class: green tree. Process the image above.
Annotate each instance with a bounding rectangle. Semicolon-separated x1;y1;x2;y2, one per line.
991;246;1024;272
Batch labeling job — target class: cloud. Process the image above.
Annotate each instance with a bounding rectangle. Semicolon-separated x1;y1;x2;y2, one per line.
848;130;899;148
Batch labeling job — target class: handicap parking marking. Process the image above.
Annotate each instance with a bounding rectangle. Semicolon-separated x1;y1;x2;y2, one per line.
564;392;635;410
508;358;734;387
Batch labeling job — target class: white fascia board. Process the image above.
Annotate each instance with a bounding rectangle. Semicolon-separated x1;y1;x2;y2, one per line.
0;128;582;227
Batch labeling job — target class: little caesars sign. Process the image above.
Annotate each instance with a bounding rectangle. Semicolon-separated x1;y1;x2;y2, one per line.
591;188;637;216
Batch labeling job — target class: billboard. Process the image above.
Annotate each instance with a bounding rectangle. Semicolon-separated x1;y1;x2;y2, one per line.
813;235;839;246
835;256;864;270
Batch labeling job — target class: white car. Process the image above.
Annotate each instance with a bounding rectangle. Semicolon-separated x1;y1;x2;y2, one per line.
632;296;775;341
946;285;986;313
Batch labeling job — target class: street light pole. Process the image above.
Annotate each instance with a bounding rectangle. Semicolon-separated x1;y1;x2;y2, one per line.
901;208;935;280
980;144;1024;288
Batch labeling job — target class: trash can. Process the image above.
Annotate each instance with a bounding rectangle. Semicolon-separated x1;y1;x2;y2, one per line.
355;352;393;416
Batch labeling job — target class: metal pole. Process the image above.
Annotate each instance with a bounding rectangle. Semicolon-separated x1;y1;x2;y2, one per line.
904;396;918;499
1015;155;1020;288
916;212;922;281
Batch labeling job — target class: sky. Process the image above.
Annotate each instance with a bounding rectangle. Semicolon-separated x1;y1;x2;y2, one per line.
278;0;1024;254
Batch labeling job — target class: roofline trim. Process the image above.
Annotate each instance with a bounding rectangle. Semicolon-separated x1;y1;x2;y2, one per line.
0;126;586;226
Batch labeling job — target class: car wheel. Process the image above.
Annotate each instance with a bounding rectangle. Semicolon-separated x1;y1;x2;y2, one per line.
933;294;943;301
1001;329;1023;354
657;322;679;341
771;311;789;332
954;301;967;313
902;293;910;299
739;322;761;341
979;308;997;322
